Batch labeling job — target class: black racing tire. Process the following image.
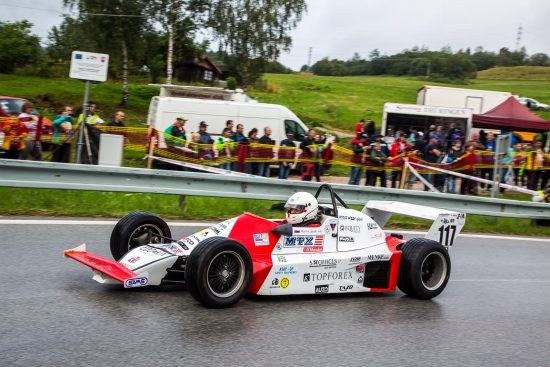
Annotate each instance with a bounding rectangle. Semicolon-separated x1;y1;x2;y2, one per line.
109;211;171;260
185;237;252;308
397;238;451;300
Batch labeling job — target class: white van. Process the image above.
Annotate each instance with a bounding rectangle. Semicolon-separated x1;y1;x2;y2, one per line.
147;85;309;144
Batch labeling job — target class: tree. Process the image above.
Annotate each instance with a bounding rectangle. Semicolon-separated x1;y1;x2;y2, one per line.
205;0;307;86
530;53;550;66
0;21;41;74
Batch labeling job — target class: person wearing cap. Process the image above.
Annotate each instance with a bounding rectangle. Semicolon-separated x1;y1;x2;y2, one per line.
198;121;214;144
278;132;295;179
164;117;187;145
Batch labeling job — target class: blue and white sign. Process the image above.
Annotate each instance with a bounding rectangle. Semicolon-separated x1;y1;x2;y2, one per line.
69;51;110;82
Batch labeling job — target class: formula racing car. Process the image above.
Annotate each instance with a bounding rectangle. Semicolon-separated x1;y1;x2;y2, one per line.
65;184;466;308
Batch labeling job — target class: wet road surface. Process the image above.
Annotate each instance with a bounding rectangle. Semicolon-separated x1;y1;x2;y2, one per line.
1;221;550;367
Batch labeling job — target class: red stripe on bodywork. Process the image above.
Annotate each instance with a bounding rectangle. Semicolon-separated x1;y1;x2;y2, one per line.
370;236;404;292
227;213;279;294
65;251;137;282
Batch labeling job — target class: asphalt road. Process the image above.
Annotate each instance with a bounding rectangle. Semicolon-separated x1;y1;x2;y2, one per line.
1;220;550;367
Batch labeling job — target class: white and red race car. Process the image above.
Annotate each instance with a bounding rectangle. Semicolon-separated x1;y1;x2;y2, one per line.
65;184;466;308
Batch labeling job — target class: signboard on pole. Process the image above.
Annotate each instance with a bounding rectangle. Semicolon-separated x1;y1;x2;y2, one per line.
69;51;109;82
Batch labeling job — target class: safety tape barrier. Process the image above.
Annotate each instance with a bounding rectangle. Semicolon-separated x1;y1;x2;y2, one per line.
2;122;550;172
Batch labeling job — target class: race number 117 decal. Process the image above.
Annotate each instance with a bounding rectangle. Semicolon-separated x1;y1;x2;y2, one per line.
438;225;457;247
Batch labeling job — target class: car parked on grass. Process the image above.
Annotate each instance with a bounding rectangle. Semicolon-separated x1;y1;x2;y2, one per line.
517;97;550;111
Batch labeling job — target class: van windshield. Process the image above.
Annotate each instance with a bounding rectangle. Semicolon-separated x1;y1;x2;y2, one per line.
284;120;306;141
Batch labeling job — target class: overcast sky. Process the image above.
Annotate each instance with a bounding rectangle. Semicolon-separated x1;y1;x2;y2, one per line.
1;0;549;70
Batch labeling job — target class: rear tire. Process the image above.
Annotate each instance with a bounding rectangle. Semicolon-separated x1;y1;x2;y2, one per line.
186;237;252;308
397;238;451;300
109;211;171;260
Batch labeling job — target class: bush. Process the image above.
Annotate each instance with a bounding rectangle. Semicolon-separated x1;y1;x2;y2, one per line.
226;77;238;90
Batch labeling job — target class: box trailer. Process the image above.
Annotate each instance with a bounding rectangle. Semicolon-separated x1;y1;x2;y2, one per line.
416;85;512;114
381;103;473;141
147;85;309;144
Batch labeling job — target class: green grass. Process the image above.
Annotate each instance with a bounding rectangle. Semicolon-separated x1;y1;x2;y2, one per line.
478;66;550;81
1;187;549;237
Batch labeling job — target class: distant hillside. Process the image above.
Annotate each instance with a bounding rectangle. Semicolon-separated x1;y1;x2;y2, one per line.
477;66;550;81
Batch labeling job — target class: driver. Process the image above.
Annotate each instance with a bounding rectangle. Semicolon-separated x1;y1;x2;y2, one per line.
284;192;320;226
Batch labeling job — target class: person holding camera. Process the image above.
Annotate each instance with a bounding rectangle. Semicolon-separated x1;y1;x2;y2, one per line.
51;105;74;163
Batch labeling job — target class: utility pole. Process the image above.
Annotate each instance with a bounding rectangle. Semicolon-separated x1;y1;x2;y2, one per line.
515;24;523;51
166;0;177;85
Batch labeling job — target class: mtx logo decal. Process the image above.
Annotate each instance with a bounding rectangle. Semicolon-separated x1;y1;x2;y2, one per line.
124;277;148;288
315;285;329;294
339;225;360;233
284;236;323;248
309;259;338;268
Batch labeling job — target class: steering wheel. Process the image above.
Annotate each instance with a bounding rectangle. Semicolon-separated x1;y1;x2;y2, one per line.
314;184;349;217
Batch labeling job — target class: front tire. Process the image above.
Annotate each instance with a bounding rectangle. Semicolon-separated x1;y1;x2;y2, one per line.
109;211;171;260
186;237;252;308
397;238;451;300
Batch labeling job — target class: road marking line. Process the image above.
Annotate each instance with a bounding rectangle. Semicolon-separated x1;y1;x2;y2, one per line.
0;219;549;242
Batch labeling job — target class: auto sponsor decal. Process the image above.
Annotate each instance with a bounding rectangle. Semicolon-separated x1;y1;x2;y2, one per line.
309;259;339;268
303;246;323;253
127;256;140;263
349;257;362;265
124;276;148;288
253;233;270;246
339;285;353;291
303;271;353;282
366;223;379;230
327;219;338;237
292;227;325;236
138;246;169;258
339;236;354;242
339;225;360;233
270;278;280;289
457;212;466;225
338;215;363;222
366;254;391;261
280;278;289;289
275;266;297;275
161;244;184;255
277;255;286;263
370;232;384;241
315;285;329;294
357;276;364;284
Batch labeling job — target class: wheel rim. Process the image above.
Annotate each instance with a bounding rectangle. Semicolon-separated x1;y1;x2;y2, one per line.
207;251;245;298
420;251;448;291
127;224;164;251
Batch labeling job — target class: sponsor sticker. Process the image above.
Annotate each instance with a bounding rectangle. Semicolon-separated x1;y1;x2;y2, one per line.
277;255;286;263
281;278;289;289
357;276;364;284
163;244;184;255
315;285;329;294
127;256;140;263
339;225;360;233
349;256;361;264
309;259;338;268
284;236;324;247
303;271;353;282
366;223;379;230
366;254;391;261
339;285;353;291
303;273;311;282
303;246;323;253
292;227;325;236
138;246;169;257
338;215;363;222
124;276;148;288
275;266;297;275
253;233;270;246
339;236;354;243
270;278;280;289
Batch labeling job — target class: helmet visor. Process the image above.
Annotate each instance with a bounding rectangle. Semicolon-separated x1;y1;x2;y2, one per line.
284;203;306;210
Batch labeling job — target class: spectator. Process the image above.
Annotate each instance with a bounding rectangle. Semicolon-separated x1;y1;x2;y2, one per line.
446;140;463;193
390;134;407;188
348;132;367;185
526;140;544;190
278;132;295;179
500;139;515;193
77;101;104;126
368;142;388;187
248;128;259;143
423;136;443;191
216;127;233;170
512;143;526;187
231;123;248;143
257;127;275;177
225;120;235;135
245;128;259;173
107;111;126;127
198;121;214;144
369;133;389;155
363;119;375;140
300;128;321;182
1;114;28;159
479;132;495;191
460;143;477;195
164;117;187;146
18;102;41;160
51;105;73;163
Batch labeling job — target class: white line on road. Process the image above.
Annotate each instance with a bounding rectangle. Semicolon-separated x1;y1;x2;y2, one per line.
0;219;549;242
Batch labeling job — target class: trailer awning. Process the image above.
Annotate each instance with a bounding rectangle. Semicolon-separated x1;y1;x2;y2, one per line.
472;97;550;133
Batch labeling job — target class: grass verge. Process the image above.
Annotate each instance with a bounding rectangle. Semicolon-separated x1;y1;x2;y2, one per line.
2;188;549;237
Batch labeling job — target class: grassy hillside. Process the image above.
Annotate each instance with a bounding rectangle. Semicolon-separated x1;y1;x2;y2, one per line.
2;72;550;132
478;66;550;81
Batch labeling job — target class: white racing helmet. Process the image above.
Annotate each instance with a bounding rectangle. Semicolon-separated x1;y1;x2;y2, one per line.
284;192;318;225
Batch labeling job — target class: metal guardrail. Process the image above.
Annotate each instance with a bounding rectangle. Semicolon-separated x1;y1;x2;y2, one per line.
1;159;549;219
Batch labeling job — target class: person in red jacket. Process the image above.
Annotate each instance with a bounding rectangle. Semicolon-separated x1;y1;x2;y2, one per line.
390;134;407;188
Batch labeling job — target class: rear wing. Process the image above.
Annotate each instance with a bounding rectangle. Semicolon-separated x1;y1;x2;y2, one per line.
362;201;466;249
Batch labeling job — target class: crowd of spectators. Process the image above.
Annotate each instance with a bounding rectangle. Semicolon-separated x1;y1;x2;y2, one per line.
348;118;550;194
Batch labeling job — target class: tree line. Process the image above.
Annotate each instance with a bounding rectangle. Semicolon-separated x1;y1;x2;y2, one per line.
308;46;550;81
0;0;306;105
